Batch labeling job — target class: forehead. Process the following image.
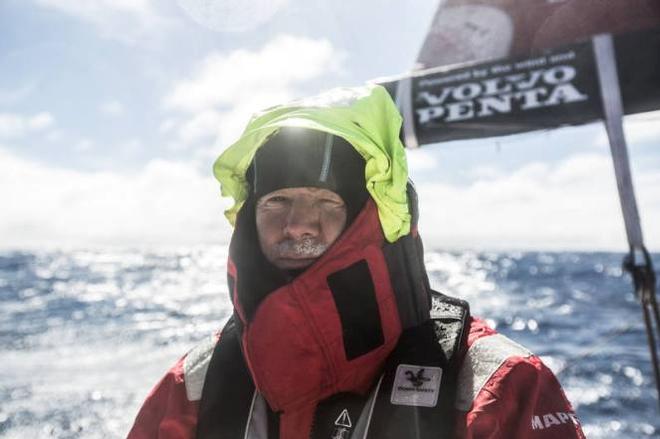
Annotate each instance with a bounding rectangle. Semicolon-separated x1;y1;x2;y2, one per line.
258;187;343;201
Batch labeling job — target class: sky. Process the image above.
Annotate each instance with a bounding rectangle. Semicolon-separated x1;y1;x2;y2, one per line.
1;0;659;251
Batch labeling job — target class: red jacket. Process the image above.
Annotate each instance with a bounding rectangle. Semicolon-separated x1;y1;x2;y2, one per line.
129;200;583;438
127;317;585;439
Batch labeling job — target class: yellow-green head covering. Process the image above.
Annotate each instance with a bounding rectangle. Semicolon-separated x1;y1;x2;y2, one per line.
213;84;410;243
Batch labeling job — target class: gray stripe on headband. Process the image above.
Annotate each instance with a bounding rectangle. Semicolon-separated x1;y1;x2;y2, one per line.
319;134;333;182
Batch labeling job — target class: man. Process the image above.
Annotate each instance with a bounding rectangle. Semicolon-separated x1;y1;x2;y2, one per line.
128;85;585;438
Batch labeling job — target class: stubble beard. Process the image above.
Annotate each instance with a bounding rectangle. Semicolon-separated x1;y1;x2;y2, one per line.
275;237;328;259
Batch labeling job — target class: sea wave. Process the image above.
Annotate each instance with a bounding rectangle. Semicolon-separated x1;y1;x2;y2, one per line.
0;247;658;438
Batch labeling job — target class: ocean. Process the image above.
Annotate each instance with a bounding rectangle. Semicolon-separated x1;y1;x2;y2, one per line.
1;247;658;438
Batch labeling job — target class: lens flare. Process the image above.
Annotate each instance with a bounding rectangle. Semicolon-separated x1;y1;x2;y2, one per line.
176;0;289;32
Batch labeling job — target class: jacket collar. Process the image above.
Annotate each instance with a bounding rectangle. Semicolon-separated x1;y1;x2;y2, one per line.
227;200;403;412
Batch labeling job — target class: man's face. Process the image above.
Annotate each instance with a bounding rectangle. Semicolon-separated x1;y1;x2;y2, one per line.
256;187;347;270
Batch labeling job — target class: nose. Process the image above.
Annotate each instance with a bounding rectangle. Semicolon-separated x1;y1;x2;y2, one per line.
283;197;320;240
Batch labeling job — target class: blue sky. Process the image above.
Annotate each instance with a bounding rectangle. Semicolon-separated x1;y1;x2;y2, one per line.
2;0;659;251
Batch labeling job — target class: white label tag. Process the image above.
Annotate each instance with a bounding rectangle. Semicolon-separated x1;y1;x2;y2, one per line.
390;364;442;407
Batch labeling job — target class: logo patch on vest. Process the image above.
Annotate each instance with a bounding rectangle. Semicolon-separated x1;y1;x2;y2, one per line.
390;364;442;407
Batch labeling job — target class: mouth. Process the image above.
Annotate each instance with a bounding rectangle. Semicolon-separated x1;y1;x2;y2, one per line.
271;238;329;269
275;239;328;258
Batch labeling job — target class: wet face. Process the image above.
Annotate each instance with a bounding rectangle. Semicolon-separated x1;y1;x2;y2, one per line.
255;187;347;270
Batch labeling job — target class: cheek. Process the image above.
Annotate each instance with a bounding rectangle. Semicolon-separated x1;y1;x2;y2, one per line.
256;212;284;249
321;209;347;242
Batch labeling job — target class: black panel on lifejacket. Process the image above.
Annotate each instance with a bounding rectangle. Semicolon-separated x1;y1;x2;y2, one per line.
383;182;433;330
196;318;256;439
327;259;385;360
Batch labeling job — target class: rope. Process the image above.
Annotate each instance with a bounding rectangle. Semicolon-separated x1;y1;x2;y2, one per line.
593;33;660;409
625;247;660;409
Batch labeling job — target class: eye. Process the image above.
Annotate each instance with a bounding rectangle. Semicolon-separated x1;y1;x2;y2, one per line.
258;195;290;208
320;198;345;208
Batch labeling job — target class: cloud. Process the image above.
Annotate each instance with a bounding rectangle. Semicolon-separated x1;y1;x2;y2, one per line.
594;110;660;147
100;100;124;116
163;35;344;149
415;153;660;251
1;148;231;249
0;114;23;138
74;138;94;152
0;83;37;105
406;149;439;172
177;110;223;145
28;112;54;130
164;35;341;112
33;0;173;43
3;147;658;251
0;112;55;139
159;118;177;134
